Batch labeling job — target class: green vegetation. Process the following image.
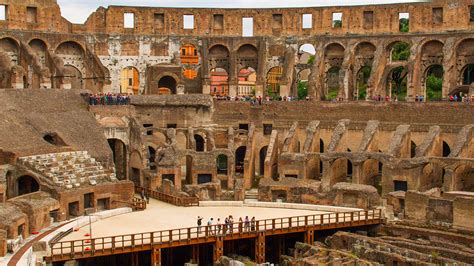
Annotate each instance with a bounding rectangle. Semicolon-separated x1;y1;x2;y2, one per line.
266;86;280;100
326;87;339;100
333;20;342;28
391;42;411;61
390;66;408;100
399;18;409;32
297;81;308;100
357;66;371;100
426;74;443;100
307;55;315;65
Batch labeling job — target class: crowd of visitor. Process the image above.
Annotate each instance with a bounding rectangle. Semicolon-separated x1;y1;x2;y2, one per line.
197;215;257;236
84;93;131;105
214;95;311;104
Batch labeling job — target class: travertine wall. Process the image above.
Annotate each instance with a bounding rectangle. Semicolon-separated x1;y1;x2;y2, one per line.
1;0;474;99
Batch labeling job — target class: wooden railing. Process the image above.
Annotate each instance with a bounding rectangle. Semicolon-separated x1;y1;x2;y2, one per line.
135;186;199;207
113;198;147;211
49;209;382;261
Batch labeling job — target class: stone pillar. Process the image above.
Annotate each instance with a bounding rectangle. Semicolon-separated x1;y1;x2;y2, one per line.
201;39;211;95
152;248;161;266
442;38;457;98
0;230;6;257
213;236;224;262
229;51;238;97
255;232;266;264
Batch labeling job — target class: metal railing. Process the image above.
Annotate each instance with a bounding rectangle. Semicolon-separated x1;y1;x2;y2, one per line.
135;186;199;207
49;209;382;261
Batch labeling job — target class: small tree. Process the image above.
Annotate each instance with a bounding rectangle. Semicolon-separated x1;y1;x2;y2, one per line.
426;74;442;100
333;20;342;28
307;55;315;65
399;18;409;32
297;81;308;99
391;66;408;99
391;42;411;61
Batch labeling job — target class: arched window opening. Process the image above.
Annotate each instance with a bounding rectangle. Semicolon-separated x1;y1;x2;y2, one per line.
194;134;205;152
442;141;451;157
235;146;247;175
17;175;39;196
216;154;228;175
259;146;268;176
43;133;66;146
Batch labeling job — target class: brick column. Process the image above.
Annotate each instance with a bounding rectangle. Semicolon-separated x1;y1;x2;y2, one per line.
255;232;266;263
213;236;224;262
151;248;161;266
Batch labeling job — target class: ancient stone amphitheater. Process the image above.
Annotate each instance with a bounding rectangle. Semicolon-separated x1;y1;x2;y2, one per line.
0;0;473;265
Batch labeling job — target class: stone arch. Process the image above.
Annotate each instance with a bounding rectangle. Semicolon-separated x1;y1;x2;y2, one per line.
237;44;258;71
28;39;48;64
216;154;229;175
452;165;474;192
17;175;40;196
331;157;353;185
108;138;127;180
64;65;83;90
209;44;230;71
120;66;140;94
355;66;372;100
455;38;474;86
235;146;247;175
158;75;177;94
55;41;85;56
0;37;20;65
361;159;383;194
387;41;411;62
296;68;311;99
421;40;444;57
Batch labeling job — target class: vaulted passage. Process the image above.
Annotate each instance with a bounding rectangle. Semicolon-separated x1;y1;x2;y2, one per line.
17;175;39;196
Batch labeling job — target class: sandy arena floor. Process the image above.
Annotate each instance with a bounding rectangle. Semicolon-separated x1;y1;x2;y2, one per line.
63;199;331;241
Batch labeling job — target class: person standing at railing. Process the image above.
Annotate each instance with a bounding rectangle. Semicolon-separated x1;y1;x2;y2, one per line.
229;215;234;233
197;216;203;234
251;217;256;231
244;216;250;232
207;218;214;236
216;218;221;235
238;217;243;233
224;217;229;234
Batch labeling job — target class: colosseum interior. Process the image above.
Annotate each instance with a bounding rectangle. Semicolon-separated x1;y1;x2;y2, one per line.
0;0;473;265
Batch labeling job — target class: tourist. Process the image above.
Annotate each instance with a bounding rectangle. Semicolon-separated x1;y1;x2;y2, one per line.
251;217;256;231
244;216;250;232
197;216;203;234
224;217;229;234
229;215;234;233
238;217;243;233
216;218;221;235
207;218;214;235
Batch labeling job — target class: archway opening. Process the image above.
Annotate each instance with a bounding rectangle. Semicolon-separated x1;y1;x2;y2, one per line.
267;66;283;98
453;165;474;192
43;132;66;146
108;139;127;180
390;42;410;61
120;67;139;95
425;65;443;101
148;146;156;170
17;175;39;196
259;146;268;176
387;66;408;101
194;134;205;152
238;67;256;96
362;159;383;194
210;68;229;96
462;64;474;85
411;141;417;158
158;76;177;94
297;69;310;99
235;146;247;175
216;154;228;175
298;44;316;64
64;65;82;90
356;66;371;100
442;141;451;157
326;66;341;100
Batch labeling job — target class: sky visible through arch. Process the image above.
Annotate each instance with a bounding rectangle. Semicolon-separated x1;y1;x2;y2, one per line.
58;0;427;24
